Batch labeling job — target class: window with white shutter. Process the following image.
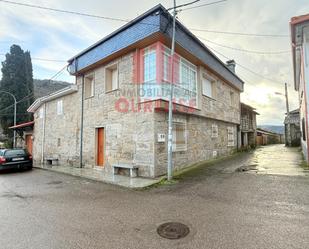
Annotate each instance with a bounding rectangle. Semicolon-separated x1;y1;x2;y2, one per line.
202;77;213;98
172;122;187;152
57;100;63;115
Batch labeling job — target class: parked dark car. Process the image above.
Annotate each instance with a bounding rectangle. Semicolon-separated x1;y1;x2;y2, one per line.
0;149;33;171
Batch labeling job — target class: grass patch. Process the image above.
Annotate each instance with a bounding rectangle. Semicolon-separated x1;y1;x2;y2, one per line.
299;160;309;169
173;151;245;179
142;150;247;191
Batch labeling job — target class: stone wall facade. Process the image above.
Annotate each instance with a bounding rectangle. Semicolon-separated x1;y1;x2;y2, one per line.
32;46;241;178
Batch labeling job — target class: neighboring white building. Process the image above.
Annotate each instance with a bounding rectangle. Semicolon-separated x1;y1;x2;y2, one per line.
291;14;309;161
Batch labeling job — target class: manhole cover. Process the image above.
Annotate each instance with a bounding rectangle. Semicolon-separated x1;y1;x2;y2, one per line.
47;181;62;185
157;222;190;239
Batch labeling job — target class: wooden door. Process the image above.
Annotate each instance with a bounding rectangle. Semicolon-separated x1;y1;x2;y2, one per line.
97;128;104;166
25;134;33;155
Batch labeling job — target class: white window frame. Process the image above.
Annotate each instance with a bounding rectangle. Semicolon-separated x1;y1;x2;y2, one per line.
57;100;63;115
105;63;119;92
202;76;214;98
84;73;95;99
227;127;235;147
179;58;197;93
143;47;156;83
172;122;187;152
211;124;218;138
163;50;170;82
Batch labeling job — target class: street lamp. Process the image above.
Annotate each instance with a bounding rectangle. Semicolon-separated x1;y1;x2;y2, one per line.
0;91;17;148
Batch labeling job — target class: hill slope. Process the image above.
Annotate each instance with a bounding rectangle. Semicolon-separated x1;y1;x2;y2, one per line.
258;125;285;134
34;79;72;99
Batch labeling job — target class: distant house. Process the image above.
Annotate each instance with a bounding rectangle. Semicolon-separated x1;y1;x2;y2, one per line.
28;4;245;178
290;14;309;161
9;121;34;154
240;103;258;149
284;109;301;147
256;128;284;146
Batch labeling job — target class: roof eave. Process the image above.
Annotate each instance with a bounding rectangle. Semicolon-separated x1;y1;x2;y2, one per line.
27;85;78;113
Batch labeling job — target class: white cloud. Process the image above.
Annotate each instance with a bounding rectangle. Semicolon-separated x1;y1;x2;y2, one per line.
0;0;308;124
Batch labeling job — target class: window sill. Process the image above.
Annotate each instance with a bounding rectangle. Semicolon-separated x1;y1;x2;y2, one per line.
202;94;216;101
172;147;187;152
105;88;119;94
85;95;94;100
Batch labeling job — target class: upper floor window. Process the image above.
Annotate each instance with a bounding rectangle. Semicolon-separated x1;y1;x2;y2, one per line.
84;74;94;99
202;77;213;98
144;48;156;83
57;100;63;115
180;58;197;94
105;64;118;92
230;91;235;106
163;49;170;82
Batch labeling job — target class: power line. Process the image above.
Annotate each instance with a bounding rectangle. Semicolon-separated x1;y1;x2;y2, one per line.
198;36;290;55
204;43;283;84
0;53;66;62
49;65;68;81
0;0;289;39
167;0;201;10
180;0;227;11
190;28;289;38
0;64;68;114
0;113;31;117
0;92;34;114
0;0;130;22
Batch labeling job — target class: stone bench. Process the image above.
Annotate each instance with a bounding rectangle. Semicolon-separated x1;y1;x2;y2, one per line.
112;163;139;178
45;157;59;166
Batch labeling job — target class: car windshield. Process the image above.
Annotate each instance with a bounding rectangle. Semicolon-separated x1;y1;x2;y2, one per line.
5;149;27;157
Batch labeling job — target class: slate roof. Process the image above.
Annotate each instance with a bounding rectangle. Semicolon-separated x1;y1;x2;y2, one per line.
68;4;244;91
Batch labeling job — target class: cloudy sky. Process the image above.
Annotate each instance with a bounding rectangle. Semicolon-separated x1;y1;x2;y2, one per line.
1;0;308;125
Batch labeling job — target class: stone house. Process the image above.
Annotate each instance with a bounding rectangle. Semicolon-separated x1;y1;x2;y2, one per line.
290;14;309;161
256;128;284;146
240;103;258;149
28;4;244;178
9;121;34;154
284;109;301;147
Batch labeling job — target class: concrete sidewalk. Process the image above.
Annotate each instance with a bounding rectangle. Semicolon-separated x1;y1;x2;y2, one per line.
34;164;161;188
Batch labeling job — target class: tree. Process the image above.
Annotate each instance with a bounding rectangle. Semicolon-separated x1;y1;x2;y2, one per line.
0;45;34;146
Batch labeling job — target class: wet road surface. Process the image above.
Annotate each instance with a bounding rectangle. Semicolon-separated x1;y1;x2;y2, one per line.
1;144;309;249
233;144;308;176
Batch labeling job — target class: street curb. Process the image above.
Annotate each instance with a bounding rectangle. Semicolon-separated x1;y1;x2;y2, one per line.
33;166;162;190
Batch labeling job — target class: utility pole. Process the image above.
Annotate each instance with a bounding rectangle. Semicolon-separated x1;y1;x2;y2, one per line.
285;82;290;146
166;0;227;180
0;91;17;148
285;82;289;115
167;0;177;181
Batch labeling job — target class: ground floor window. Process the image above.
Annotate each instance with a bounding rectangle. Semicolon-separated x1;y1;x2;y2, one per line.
172;122;187;152
211;124;218;138
227;127;235;147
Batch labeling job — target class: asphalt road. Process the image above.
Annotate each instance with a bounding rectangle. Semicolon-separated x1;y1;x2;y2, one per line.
1;144;309;249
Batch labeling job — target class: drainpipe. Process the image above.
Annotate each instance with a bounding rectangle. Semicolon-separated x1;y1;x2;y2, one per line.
41;103;46;164
80;75;84;168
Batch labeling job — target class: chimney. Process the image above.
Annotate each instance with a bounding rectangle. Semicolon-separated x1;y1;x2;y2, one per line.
226;60;236;73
